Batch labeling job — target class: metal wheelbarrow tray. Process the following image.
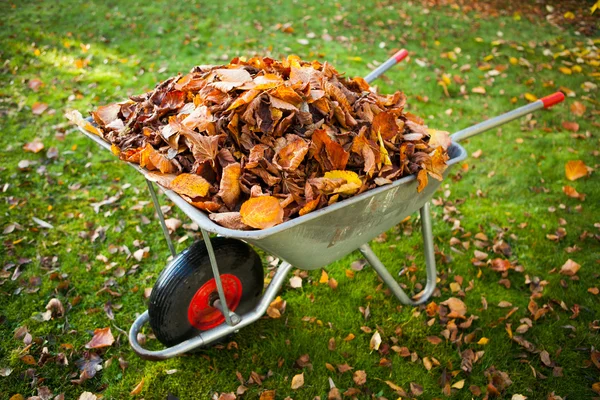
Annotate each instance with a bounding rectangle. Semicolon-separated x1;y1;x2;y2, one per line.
77;52;564;359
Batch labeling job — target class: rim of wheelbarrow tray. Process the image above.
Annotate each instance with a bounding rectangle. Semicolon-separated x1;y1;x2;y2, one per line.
78;121;467;239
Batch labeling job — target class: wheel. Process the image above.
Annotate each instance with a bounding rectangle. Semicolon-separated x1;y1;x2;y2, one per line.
148;238;264;347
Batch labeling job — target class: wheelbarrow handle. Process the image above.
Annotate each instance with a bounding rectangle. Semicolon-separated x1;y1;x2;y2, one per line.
451;92;565;143
364;49;409;84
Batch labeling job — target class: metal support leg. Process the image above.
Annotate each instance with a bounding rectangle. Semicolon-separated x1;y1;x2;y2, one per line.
129;261;294;360
359;202;437;306
146;179;176;258
200;228;237;326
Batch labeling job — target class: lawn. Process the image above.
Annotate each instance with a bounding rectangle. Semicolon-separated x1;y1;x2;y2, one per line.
1;1;599;399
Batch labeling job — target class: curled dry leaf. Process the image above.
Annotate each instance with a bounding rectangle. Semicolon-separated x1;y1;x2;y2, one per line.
369;331;382;350
69;56;450;230
85;327;115;349
441;297;467;318
130;378;144;396
240;196;284;229
559;259;580;276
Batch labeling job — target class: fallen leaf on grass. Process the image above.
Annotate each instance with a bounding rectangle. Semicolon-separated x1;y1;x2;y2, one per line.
452;379;465;389
410;382;424;396
259;390;276;400
289;276;302;288
85;327;114;349
370;331;382;350
565;160;588;181
130;378;144;395
353;370;367;385
32;102;48;115
562;185;585;200
28;78;44;92
23;140;44;153
562;121;579;132
559;259;580;276
291;373;304;389
441;297;467;318
570;101;586;116
79;392;97;400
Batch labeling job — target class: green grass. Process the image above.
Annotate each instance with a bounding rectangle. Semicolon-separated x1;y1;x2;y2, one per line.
1;1;599;399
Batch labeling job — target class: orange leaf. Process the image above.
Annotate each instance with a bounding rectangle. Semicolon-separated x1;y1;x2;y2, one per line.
92;103;120;126
240;196;284;229
371;111;399;140
140;143;177;174
311;129;349;171
130;378;145;396
416;169;428;192
570;101;586;116
565;160;588;181
171;173;211;199
275;138;309;171
218;163;241;209
559;259;581;276
299;196;320;216
85;327;114;349
562;185;585;200
561;121;579;132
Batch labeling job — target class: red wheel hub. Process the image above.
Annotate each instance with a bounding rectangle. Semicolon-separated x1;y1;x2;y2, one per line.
187;274;243;330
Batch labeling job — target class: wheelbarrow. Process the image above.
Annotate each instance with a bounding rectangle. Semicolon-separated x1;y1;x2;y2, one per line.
77;50;564;360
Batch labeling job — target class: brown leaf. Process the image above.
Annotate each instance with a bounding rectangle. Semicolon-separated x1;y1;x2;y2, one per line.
441;297;467;318
559;259;580;276
28;78;44;92
218;163;241;209
275;139;309;171
562;185;585;200
353;370;367;385
410;382;424;396
426;336;442;345
85;327;115;349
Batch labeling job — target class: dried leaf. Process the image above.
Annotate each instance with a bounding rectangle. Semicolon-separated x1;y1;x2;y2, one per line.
291;373;304;389
130;378;144;396
240;196;283;229
353;370;367;385
85;327;115;349
218;163;241;209
559;259;580;276
171;173;211;198
565;160;588;181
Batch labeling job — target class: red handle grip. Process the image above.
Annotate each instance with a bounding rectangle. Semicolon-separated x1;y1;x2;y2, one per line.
540;92;565;108
393;49;409;63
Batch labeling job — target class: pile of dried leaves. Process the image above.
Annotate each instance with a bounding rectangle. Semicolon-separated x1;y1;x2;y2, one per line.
67;56;451;230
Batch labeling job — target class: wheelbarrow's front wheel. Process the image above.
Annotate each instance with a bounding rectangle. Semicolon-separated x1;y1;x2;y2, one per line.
148;238;264;348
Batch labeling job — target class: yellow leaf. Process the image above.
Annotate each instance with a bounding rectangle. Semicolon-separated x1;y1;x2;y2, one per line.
377;131;392;166
559;67;572;75
483;55;494;62
509;57;518;65
452;379;465;389
564;11;575;19
34;49;41;56
524;93;538;102
130;378;145;396
240;196;284;230
291;373;304;389
320;269;329;284
171;174;211;198
441;74;451;86
477;337;489;345
324;170;362;195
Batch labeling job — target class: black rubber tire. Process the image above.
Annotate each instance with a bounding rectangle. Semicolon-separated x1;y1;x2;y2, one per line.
148;238;264;348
